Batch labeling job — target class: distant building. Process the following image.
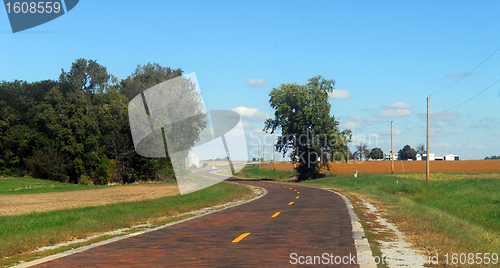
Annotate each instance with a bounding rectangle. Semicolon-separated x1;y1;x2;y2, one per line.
444;154;460;161
416;153;459;161
384;152;397;161
416;153;435;161
186;152;200;168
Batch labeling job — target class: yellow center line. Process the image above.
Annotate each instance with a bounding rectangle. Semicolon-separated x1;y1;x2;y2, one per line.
297;192;300;194
232;233;251;243
294;189;297;191
272;212;281;217
284;186;287;188
289;188;292;189
288;202;294;205
296;196;300;199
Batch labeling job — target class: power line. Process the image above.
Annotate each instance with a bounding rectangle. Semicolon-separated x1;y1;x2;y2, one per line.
359;98;426;132
400;76;500;135
394;99;426;125
433;77;500;116
430;45;500;96
399;114;426;135
348;45;500;135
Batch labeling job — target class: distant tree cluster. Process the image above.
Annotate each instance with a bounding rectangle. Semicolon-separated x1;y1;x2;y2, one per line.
0;59;186;184
485;156;500;160
349;144;425;161
398;145;417;160
368;148;384;160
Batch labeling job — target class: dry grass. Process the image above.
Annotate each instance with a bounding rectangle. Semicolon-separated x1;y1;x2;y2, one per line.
0;184;180;216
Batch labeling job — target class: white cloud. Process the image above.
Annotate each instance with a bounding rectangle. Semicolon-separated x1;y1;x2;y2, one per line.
242;122;256;130
376;109;412;118
328;90;351;99
244;78;269;88
382;102;413;109
468;145;487;150
469;124;490;129
483;117;499;123
424;128;463;137
373;128;403;136
231;106;272;122
346;116;387;124
445;72;478;78
340;121;363;130
434;121;456;127
351;134;366;142
431;142;452;148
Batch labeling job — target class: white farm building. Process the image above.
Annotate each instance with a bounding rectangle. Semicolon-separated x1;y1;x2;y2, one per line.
186;152;200;168
444;154;460;161
416;153;459;161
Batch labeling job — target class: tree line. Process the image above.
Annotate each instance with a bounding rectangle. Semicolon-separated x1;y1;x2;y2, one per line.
354;143;426;161
0;59;183;185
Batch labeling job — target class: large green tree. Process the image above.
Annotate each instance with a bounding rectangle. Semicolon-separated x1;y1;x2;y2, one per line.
264;76;351;181
368;147;384;160
119;63;183;101
398;145;417;160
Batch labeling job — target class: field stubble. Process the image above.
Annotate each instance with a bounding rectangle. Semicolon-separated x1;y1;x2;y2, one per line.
264;159;500;176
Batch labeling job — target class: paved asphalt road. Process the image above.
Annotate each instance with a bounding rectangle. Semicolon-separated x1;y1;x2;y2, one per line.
33;170;359;267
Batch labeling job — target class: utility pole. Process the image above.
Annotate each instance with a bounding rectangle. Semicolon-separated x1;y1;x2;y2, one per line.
426;96;430;182
263;145;266;164
391;121;394;173
258;142;261;169
273;141;276;171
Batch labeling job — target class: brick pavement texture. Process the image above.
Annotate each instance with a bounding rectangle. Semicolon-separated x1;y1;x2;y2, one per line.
35;172;359;267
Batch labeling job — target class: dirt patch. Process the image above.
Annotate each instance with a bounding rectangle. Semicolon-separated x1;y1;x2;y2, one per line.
0;184;181;216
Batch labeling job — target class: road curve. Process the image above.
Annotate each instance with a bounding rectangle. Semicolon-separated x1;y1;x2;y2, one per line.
33;170;359;267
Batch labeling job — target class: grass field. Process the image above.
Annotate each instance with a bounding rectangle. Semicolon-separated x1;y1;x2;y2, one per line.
263;159;500;175
235;164;296;181
304;174;500;267
0;180;253;266
239;165;500;267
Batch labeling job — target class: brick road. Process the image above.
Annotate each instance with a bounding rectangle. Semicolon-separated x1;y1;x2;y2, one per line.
34;170;359;267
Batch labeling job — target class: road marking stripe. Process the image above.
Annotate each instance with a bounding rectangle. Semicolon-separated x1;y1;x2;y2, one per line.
272;212;281;217
294;190;297;191
284;186;287;188
288;202;294;205
296;196;300;199
289;188;292;189
297;192;300;194
232;233;251;243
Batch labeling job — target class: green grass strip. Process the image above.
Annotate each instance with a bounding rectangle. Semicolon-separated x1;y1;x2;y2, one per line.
236;164;295;180
0;181;251;260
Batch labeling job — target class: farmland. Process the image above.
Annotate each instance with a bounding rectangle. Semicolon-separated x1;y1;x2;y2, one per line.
262;159;500;176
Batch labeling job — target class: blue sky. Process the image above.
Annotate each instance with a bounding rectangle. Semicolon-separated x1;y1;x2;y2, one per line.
1;0;499;160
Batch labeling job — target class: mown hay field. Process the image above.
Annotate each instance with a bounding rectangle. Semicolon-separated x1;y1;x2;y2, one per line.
262;160;500;175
